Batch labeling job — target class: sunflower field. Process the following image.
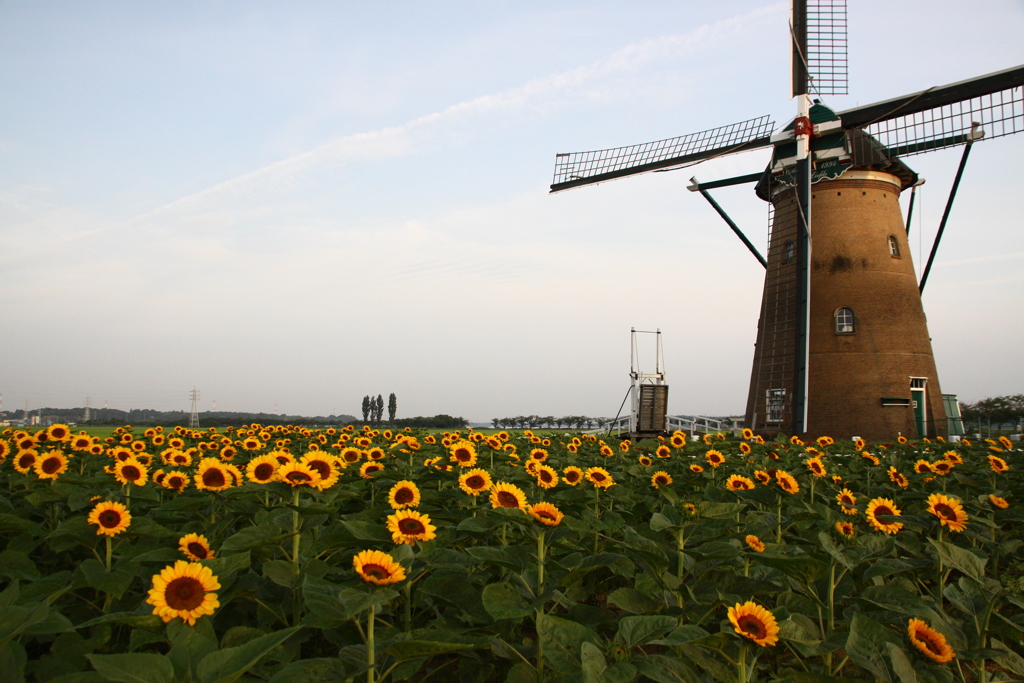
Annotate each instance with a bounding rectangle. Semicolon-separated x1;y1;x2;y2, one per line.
2;423;1024;683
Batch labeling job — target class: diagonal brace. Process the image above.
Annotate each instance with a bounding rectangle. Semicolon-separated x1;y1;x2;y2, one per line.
689;177;766;268
919;136;978;293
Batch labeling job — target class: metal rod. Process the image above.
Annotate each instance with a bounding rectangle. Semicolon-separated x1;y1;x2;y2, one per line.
904;185;918;234
686;172;763;191
919;142;974;293
793;155;811;436
695;186;767;268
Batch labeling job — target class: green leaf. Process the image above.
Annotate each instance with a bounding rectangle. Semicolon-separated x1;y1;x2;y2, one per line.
846;612;900;682
581;641;606;683
819;532;856;570
648;513;676;532
86;653;175;683
263;560;298;589
0;600;53;646
302;576;398;626
203;551;251;578
991;639;1024;676
456;516;501;533
862;558;917;581
0;513;42;536
753;553;827;584
220;627;266;650
467;545;532;571
537;614;600;674
616;615;677;649
632;655;699;683
650;624;709;646
167;618;219;681
696;501;746;519
78;560;136;600
885;642;917;683
74;612;164;633
196;626;300;683
384;639;478;659
0;551;40;580
481;582;531;620
267;658;347;683
220;525;290;553
0;640;26;683
927;539;986;580
340;520;391;542
130;549;182;564
606;587;659;614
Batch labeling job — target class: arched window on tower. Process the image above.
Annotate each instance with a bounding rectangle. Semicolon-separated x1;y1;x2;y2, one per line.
888;235;900;258
835;308;855;334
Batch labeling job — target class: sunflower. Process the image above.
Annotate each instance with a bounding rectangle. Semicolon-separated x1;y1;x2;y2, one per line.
726;474;755;491
739;442;752;455
651;471;673;488
817;436;834;447
168;450;192;467
562;466;583;486
46;424;70;442
728;602;779;647
366;447;386;461
490;482;528;510
585;467;615;489
670;433;687;448
866;498;904;534
745;535;765;552
914;460;934;474
654;445;671;459
690;464;705;474
638;456;654;467
835;521;855;537
988;455;1009;473
854;437;866;451
449;441;478;467
193;458;232;491
805;457;826;478
998;435;1013;450
301;453;340;489
388;481;422;509
790;436;804;446
528;502;564;526
775;471;800;494
703;434;715;446
887;467;910;488
836;488;858;515
276;462;322;487
942;451;963;465
359;462;384;479
926;493;969;532
386;510;437;546
750;470;769;486
458;469;493;496
146;561;220;625
178;533;215;561
218;446;237;462
114;459;148;487
241;437;263;451
33;450;69;480
353;549;406;585
108;446;133;463
88;501;131;536
706;450;725;468
907;618;955;663
742;428;754;440
989;494;1009;509
167;437;185;449
163;471;190;492
599;445;615;457
862;453;880;466
245;454;279;483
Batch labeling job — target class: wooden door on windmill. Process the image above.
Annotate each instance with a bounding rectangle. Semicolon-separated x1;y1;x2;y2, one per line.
638;385;669;432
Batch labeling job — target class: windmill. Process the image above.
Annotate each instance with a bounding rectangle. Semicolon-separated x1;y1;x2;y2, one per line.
549;0;1023;441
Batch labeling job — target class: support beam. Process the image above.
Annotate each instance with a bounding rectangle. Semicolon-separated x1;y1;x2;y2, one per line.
690;178;767;269
919;140;975;293
685;172;763;191
904;182;920;234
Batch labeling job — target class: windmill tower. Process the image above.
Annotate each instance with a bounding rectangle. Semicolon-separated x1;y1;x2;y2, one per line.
549;0;1023;440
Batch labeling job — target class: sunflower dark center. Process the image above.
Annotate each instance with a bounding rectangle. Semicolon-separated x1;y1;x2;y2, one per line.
308;461;330;478
454;449;471;461
934;503;956;519
536;510;555;520
466;476;485;489
286;471;311;483
566;472;580;482
202;469;226;487
497;491;520;507
99;510;122;527
657;476;670;485
187;542;209;559
122;466;141;480
254;463;275;480
916;630;944;654
592;473;606;481
168;476;184;488
344;452;359;462
397;519;426;535
41;458;62;474
165;577;206;610
539;470;553;482
875;506;893;517
362;563;389;579
738;616;767;639
395;488;415;503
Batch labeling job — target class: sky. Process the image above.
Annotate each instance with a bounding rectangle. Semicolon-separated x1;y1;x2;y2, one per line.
1;1;1023;422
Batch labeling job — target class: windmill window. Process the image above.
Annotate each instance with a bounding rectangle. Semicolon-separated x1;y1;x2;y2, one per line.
888;235;900;258
784;240;795;262
766;389;785;422
835;308;855;334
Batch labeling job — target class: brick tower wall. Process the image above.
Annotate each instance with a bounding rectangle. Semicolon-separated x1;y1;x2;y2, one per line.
746;170;948;441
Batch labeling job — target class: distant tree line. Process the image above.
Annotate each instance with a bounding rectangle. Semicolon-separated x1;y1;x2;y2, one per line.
960;394;1024;432
490;415;608;430
1;407;358;427
393;414;467;428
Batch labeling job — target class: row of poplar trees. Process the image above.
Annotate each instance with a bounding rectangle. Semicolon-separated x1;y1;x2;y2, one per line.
361;393;397;424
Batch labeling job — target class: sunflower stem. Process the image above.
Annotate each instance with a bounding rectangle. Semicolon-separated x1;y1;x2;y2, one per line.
403;580;412;633
105;535;112;573
936;527;944;608
810;476;815;505
536;529;547;683
738;641;748;683
367;604;376;683
292;489;301;576
776;496;783;544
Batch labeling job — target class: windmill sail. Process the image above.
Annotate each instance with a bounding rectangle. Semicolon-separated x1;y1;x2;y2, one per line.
840;64;1024;157
550;116;775;193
